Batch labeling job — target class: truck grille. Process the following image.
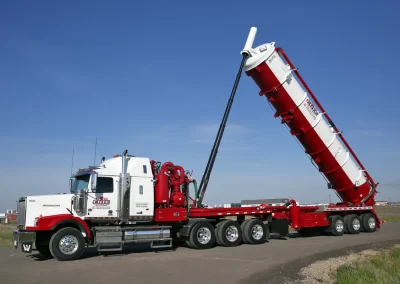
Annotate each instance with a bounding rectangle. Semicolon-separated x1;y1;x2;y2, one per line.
17;197;27;230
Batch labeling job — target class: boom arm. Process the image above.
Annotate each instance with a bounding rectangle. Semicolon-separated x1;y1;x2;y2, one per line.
196;28;258;207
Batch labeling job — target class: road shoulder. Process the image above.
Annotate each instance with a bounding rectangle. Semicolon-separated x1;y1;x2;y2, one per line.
239;239;400;284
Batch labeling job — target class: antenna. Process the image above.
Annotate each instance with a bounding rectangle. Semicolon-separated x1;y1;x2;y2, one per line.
93;137;97;166
70;148;74;176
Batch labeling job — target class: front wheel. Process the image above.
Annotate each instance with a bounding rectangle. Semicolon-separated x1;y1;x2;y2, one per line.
49;227;86;261
35;243;52;258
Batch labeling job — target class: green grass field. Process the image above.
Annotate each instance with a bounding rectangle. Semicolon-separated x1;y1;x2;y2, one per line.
336;246;400;284
0;222;15;247
374;206;400;222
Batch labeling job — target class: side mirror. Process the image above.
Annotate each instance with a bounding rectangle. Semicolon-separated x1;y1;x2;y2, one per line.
90;172;98;192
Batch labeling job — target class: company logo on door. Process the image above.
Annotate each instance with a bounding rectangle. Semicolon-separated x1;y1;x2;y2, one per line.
92;197;111;209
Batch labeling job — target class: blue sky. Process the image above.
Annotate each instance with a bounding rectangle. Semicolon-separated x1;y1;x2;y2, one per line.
1;0;399;211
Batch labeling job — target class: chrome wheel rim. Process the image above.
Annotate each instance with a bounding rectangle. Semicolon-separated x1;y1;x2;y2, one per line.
368;217;376;229
252;224;264;240
59;235;79;255
336;220;344;232
225;225;239;242
197;227;211;244
353;218;361;230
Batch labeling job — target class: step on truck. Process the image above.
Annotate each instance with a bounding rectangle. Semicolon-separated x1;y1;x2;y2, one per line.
13;27;382;261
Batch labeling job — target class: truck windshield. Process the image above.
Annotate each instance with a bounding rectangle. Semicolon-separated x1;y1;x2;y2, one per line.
70;174;90;193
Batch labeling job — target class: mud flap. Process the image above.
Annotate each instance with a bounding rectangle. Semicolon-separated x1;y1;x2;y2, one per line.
21;242;33;253
270;218;289;236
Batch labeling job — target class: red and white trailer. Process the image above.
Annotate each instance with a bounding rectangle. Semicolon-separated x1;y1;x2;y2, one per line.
12;27;382;261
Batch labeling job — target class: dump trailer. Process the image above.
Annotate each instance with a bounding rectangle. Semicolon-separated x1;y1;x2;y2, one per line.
241;27;381;233
12;27;382;261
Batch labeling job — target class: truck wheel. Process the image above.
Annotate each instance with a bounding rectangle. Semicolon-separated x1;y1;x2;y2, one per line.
343;215;350;234
329;215;344;236
188;221;216;249
241;219;267;244
345;214;361;234
359;213;366;232
361;213;377;233
49;227;85;261
35;243;52;258
215;220;242;247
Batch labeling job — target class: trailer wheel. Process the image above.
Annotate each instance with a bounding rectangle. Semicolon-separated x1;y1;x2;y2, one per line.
328;215;344;236
345;214;361;234
241;219;267;245
188;221;216;249
361;213;377;233
343;215;350;234
215;220;242;247
359;213;366;232
49;227;85;261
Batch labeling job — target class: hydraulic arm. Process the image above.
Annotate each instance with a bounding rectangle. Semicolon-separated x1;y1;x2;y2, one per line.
196;28;258;207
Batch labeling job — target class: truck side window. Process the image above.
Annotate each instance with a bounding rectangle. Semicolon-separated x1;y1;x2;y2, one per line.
95;177;114;193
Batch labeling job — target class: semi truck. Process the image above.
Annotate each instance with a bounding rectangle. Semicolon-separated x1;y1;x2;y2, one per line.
13;27;382;261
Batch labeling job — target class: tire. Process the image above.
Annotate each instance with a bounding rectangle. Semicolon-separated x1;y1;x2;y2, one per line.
188;221;216;249
361;213;377;233
359;213;366;232
241;219;267;245
49;227;86;261
343;215;350;234
345;214;361;234
328;215;344;236
35;243;52;258
215;220;242;247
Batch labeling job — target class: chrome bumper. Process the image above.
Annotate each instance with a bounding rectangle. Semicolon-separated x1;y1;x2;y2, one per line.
13;230;36;253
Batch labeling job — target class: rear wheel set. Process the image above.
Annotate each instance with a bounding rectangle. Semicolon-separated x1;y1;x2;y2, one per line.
329;213;377;236
186;218;268;249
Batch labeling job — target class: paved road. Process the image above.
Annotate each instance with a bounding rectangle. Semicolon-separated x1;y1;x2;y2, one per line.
1;223;399;284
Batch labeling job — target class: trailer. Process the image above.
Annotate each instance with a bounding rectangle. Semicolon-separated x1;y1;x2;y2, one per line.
12;27;382;261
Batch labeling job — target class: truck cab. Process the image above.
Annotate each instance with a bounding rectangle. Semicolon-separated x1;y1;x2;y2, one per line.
70;155;155;220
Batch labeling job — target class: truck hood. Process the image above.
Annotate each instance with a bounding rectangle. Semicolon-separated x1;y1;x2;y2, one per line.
24;194;75;227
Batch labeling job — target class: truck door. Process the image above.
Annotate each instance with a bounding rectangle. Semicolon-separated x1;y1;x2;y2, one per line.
129;176;154;219
88;176;118;218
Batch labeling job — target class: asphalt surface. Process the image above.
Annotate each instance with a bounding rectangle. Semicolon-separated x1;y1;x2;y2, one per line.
0;223;399;284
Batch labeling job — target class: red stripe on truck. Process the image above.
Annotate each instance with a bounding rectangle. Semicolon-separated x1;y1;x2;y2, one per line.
26;214;91;238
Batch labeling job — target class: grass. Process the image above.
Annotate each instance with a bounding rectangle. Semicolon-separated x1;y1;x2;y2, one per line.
336;246;400;284
0;222;16;247
374;206;400;222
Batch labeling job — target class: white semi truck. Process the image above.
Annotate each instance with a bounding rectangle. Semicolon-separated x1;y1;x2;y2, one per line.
13;27;382;261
